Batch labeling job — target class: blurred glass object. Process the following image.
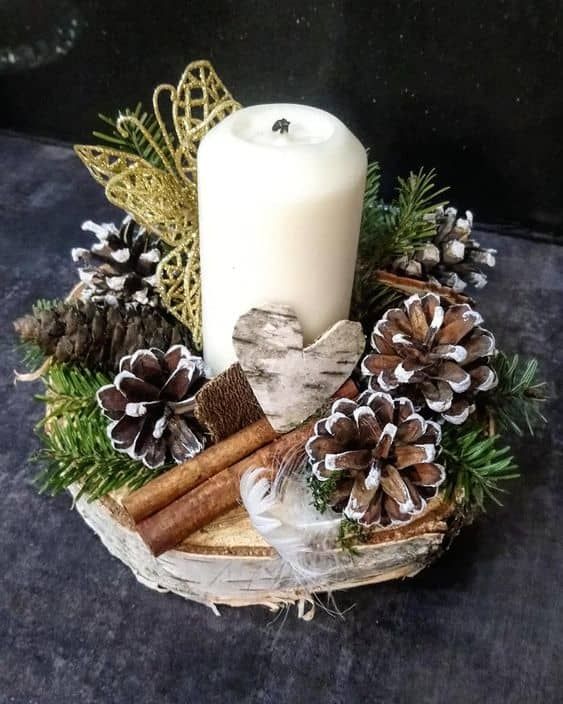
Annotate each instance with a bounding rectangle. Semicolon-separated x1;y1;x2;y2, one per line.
0;0;83;73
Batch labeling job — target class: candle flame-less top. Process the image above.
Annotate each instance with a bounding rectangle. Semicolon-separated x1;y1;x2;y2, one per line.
200;104;366;200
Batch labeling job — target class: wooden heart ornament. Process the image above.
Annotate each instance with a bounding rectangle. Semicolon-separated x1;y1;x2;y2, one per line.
232;304;365;433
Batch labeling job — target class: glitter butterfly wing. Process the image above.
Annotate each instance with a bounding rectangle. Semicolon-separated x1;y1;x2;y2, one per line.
75;60;241;348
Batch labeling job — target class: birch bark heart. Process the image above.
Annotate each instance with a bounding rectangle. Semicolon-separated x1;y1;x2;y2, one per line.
232;304;365;433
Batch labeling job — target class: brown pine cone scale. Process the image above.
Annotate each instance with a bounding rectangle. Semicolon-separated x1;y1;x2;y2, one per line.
306;392;445;527
14;299;193;373
362;293;497;424
97;345;207;468
72;217;162;308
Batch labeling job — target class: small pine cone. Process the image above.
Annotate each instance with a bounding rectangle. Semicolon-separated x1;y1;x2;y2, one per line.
391;207;496;292
429;207;496;291
361;293;497;424
14;300;192;373
306;392;445;527
97;346;208;468
72;217;162;307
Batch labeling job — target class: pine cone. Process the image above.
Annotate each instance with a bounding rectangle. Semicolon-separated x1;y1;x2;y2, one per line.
14;300;193;372
391;208;496;292
362;293;497;424
72;217;162;307
306;392;445;527
97;346;207;468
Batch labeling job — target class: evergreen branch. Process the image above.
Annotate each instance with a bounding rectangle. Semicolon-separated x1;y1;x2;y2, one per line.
359;165;449;267
33;362;171;499
32;298;61;314
36;363;110;423
481;352;548;436
17;340;45;372
93;102;173;170
350;277;405;333
363;160;382;207
35;412;168;500
441;423;518;512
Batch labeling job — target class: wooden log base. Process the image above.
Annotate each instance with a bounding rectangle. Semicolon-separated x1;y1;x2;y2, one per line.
73;484;462;613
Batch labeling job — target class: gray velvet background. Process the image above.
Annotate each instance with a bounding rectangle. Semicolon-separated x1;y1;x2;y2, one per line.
1;134;562;702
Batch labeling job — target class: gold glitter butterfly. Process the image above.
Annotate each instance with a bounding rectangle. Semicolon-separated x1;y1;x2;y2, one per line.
74;60;241;348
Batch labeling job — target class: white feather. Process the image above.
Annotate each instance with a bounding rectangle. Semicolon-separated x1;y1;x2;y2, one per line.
240;453;354;579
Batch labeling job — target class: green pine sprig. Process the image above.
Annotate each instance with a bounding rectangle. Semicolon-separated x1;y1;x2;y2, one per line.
363;160;382;208
35;413;167;500
441;423;518;512
32;298;60;313
34;363;170;500
17;340;45;372
354;163;449;324
93;102;173;170
359;164;449;267
36;364;111;423
481;352;548;436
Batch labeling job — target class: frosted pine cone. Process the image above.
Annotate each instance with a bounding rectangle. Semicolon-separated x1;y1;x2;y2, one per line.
72;217;161;307
391;207;496;292
306;393;445;527
362;293;497;424
97;345;207;468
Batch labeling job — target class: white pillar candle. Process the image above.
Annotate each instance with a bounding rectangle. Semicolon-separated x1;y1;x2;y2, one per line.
198;103;367;374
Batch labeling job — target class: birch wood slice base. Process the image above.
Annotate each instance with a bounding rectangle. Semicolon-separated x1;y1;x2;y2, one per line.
69;485;461;613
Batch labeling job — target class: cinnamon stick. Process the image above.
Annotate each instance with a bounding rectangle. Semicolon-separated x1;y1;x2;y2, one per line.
374;269;472;305
136;378;359;556
136;421;315;556
123;418;277;522
125;377;359;523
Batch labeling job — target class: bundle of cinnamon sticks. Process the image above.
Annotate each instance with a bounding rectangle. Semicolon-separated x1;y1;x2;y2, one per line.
124;378;358;556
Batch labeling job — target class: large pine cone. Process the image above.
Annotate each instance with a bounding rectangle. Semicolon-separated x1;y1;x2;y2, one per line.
391;208;496;292
362;293;497;424
306;392;445;527
72;217;162;307
97;346;207;468
14;299;192;373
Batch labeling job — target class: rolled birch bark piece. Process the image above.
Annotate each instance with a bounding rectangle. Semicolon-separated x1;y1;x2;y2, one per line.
123;418;277;523
136;421;316;556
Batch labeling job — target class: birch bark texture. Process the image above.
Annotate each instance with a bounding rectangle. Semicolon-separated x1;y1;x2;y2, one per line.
71;485;456;613
232;304;365;433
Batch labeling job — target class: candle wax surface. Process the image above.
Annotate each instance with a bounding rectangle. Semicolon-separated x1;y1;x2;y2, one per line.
198;103;367;374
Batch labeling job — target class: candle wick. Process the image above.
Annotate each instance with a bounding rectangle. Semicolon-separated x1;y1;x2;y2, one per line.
272;118;291;134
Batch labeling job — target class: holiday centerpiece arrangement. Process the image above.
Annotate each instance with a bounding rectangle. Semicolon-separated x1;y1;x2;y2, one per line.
15;61;546;615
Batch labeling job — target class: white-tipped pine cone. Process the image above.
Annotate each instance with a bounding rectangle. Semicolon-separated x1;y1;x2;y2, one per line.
306;392;445;527
72;216;162;308
97;345;207;468
392;207;497;291
362;293;497;424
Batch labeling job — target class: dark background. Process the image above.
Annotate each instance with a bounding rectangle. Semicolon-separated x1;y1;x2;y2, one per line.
1;3;563;703
0;0;562;231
